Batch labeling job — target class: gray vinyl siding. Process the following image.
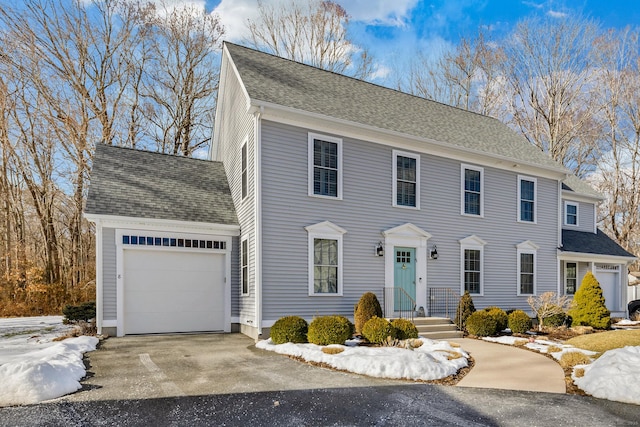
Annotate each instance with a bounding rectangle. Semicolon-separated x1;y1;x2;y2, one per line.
102;227;117;320
562;199;595;233
260;120;560;320
217;57;256;321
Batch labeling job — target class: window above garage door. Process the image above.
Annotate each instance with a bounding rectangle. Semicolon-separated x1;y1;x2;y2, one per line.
121;234;227;250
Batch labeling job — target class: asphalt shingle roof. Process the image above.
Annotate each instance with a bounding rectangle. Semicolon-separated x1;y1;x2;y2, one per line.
225;42;565;172
85;144;238;225
561;229;635;258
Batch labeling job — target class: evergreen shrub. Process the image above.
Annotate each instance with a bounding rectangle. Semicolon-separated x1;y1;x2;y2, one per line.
354;292;383;335
391;318;418;340
270;316;308;344
307;315;353;345
465;311;498;337
455;291;476;330
544;310;567;327
62;301;96;322
362;316;396;344
483;306;508;332
508;310;532;334
568;272;611;329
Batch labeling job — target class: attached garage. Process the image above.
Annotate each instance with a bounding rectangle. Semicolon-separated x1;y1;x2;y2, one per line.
123;249;225;334
85;144;240;337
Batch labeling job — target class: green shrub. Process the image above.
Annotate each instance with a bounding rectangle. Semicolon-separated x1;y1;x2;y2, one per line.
270;316;308;344
568;272;611;329
354;292;383;335
455;291;476;330
508;310;532;334
465;311;498;337
391;318;418;340
62;301;96;322
362;316;396;344
307;315;353;345
544;310;567;327
483;306;508;332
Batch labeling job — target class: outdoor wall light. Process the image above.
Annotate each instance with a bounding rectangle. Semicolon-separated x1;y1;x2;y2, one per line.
375;241;384;257
430;245;438;260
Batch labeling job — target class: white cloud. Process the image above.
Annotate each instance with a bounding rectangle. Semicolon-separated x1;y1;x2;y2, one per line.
212;0;261;42
547;10;568;18
340;0;418;26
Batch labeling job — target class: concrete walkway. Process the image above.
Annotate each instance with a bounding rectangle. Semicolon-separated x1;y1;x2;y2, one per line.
449;338;566;393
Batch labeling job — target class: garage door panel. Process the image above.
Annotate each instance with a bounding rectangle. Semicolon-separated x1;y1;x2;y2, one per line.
123;249;225;334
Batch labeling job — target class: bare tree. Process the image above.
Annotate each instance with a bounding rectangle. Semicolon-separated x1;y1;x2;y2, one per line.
246;0;374;80
141;2;224;156
499;16;602;176
590;27;640;263
528;292;571;331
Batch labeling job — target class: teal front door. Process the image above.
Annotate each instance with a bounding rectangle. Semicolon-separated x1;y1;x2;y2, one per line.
394;247;416;311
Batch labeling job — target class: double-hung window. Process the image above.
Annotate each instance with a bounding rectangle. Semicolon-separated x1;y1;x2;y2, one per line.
517;241;538;295
393;150;420;208
309;133;342;199
565;262;577;295
461;164;483;216
518;176;536;223
564;202;578;226
305;221;346;296
241;142;248;200
241;238;249;295
459;235;486;295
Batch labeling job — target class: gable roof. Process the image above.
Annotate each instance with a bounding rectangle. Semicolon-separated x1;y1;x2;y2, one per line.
561;229;636;258
224;42;566;173
85;144;238;225
562;174;603;200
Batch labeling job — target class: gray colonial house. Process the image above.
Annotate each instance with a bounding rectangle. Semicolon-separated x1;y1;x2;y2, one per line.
85;43;636;339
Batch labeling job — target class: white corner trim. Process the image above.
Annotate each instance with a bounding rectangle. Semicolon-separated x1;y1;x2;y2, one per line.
254;109;263;332
94;220;104;334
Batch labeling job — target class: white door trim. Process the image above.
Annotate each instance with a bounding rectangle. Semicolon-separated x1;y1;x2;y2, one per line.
382;223;431;315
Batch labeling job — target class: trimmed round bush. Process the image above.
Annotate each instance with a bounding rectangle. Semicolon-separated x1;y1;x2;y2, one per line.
508;310;532;334
465;311;498;337
362;316;396;344
455;291;476;330
269;316;308;344
354;292;383;335
484;306;508;332
307;315;353;345
544;310;567;328
391;318;418;340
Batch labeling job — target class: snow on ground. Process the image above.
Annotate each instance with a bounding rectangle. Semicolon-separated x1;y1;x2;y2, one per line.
573;346;640;405
0;316;98;407
256;338;469;381
483;335;639;405
614;319;640;327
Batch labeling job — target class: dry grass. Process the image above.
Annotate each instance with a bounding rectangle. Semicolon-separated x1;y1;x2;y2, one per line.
447;341;461;348
436;350;463;360
513;339;529;347
546;345;563;353
566;329;640;353
574;368;585;378
321;347;344;355
559;351;591;369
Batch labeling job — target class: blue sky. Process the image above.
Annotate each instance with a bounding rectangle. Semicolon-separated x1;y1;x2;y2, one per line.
207;0;640;80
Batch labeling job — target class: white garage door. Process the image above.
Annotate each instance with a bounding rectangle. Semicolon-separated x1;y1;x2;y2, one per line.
124;249;225;334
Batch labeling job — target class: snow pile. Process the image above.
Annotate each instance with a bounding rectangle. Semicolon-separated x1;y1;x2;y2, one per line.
573;346;640;405
0;316;98;407
614;319;640;327
482;336;596;360
256;338;468;381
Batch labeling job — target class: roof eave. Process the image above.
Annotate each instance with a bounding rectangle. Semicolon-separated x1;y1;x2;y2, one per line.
249;100;569;180
84;213;240;236
562;188;604;202
557;249;637;264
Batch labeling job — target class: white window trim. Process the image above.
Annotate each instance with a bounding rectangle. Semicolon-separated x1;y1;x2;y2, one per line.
516;240;539;296
241;236;249;296
459;235;487;296
564;261;577;296
564;201;579;227
305;221;347;296
392;149;420;210
308;133;343;200
460;163;484;217
517;175;537;224
241;139;248;201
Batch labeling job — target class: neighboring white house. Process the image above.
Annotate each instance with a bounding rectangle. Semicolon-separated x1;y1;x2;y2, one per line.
85;43;637;339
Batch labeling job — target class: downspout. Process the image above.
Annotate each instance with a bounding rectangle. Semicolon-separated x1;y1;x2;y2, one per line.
254;106;263;336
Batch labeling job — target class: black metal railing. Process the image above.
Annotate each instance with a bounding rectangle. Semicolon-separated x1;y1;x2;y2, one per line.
428;288;460;325
382;287;415;321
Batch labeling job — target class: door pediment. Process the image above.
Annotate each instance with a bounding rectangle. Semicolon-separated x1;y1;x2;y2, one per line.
382;223;432;240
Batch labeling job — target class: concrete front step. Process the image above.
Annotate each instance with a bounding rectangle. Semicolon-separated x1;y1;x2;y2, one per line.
390;317;464;340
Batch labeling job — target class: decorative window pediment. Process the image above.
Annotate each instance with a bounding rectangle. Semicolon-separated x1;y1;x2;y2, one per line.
516;240;539;251
304;221;347;236
458;235;487;247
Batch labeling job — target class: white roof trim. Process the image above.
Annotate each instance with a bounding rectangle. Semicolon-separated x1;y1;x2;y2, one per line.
84;213;240;236
557;250;636;264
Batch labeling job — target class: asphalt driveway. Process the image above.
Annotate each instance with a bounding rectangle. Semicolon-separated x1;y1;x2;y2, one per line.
1;333;638;426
